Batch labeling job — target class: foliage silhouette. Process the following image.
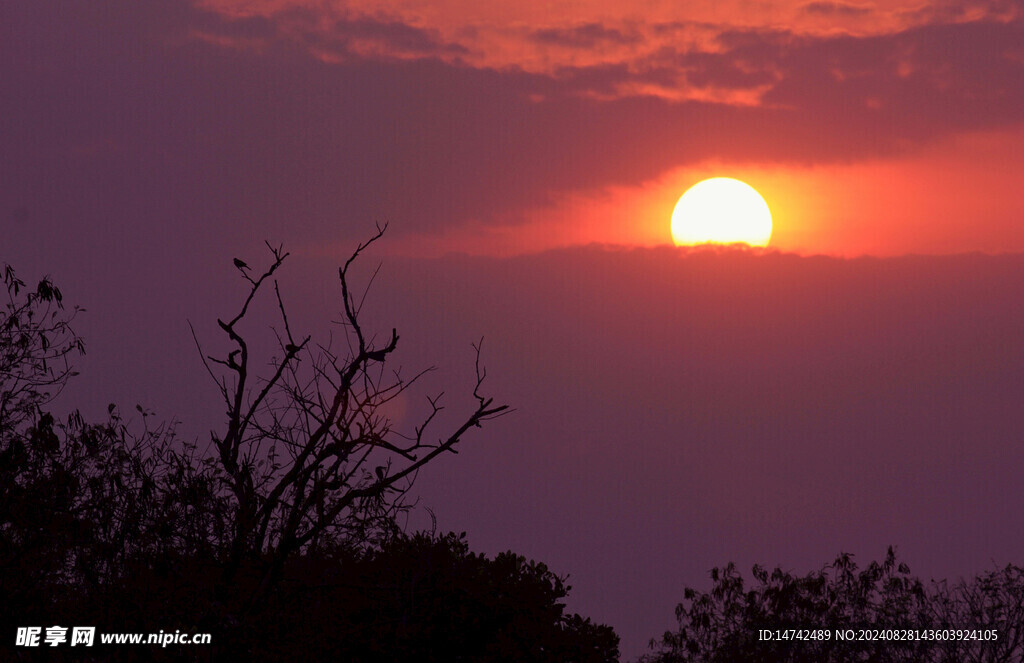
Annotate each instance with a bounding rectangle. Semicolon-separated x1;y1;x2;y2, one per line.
1;263;83;437
2;261;230;652
640;548;1024;663
1;241;620;661
243;530;620;662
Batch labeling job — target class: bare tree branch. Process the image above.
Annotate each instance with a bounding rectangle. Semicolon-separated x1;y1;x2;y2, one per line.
194;227;508;611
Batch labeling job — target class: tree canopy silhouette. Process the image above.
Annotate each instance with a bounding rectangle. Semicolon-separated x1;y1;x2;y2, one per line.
1;234;622;660
263;529;620;662
640;548;1023;663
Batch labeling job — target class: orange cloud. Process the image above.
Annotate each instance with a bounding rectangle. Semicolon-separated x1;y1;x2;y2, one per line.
195;0;1018;68
191;0;1021;109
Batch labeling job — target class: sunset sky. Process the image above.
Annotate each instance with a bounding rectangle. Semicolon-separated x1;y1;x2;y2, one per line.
4;0;1024;658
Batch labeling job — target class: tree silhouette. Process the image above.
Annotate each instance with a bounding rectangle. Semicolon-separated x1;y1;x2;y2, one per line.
258;529;620;662
2;261;224;648
1;263;85;627
3;236;624;661
640;548;1023;663
1;263;83;437
190;225;510;612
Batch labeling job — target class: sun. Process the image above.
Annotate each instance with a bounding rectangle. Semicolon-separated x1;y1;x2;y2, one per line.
671;177;772;247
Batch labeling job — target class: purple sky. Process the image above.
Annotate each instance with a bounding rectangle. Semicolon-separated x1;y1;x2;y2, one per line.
4;1;1024;658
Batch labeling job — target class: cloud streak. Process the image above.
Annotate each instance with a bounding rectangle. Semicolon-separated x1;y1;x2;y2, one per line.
801;1;874;17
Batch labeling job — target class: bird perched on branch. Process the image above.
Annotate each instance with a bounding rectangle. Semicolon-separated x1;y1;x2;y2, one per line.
233;258;249;271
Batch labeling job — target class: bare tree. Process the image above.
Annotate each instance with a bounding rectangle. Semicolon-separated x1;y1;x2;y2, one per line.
191;225;508;608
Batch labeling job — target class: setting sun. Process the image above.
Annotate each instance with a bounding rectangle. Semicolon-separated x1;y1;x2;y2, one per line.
671;177;773;247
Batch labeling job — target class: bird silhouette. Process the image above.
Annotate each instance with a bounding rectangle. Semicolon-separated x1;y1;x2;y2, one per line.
233;258;249;271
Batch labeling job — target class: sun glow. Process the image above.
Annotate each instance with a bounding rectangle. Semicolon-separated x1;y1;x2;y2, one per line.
671;177;773;247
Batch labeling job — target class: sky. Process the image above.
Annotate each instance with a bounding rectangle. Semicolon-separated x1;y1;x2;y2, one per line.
3;0;1024;658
